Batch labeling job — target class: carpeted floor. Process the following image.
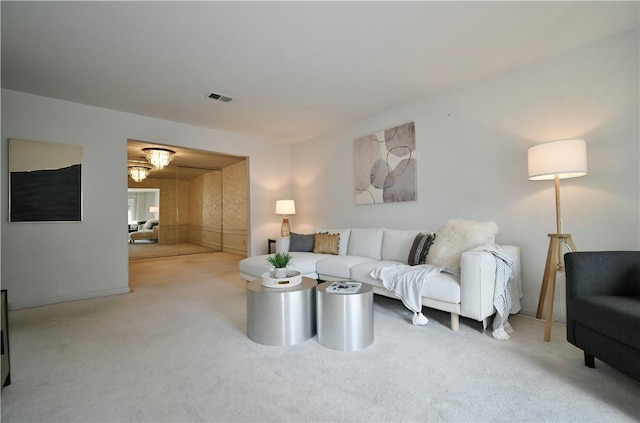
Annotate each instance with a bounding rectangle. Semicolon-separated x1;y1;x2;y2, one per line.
2;252;639;422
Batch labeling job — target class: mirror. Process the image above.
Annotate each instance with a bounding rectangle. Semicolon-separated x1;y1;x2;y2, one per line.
127;140;245;261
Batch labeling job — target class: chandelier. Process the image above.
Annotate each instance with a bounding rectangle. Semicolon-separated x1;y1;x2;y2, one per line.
143;147;176;169
128;164;152;182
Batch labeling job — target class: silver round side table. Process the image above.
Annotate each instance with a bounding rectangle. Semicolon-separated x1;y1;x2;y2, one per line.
246;277;317;346
316;281;374;351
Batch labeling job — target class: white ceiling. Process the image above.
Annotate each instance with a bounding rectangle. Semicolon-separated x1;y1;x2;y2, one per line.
2;1;638;144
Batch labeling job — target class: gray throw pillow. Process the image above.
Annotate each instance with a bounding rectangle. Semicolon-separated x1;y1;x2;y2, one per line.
289;232;315;252
408;232;436;266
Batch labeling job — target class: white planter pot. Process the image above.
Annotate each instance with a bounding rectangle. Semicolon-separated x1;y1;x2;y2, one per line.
272;268;288;278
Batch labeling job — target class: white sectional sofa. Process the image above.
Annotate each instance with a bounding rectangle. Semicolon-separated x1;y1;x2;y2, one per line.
239;225;521;331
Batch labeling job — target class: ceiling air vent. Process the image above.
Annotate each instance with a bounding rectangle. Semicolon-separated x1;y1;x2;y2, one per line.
207;92;233;103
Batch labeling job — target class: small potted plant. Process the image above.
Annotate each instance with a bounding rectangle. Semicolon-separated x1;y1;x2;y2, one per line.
266;252;292;278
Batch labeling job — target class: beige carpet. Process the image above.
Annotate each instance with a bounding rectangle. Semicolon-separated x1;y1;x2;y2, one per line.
2;252;640;422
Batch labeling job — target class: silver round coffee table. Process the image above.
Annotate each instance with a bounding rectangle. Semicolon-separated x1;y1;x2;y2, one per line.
316;281;374;351
246;277;317;346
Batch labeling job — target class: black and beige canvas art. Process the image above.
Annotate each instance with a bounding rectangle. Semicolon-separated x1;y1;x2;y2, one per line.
9;139;82;222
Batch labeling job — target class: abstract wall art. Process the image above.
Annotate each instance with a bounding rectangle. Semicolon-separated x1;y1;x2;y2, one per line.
354;121;416;205
9;139;82;222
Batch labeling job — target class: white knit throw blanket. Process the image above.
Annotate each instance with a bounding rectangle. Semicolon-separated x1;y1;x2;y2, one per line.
369;264;443;325
469;244;520;340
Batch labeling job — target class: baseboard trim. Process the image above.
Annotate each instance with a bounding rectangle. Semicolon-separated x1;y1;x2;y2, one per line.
8;287;131;310
223;246;247;256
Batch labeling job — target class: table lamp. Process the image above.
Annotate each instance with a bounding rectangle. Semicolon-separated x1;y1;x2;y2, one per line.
275;199;296;237
528;138;587;341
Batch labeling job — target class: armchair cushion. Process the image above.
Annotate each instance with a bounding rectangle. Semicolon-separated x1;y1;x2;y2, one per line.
565;251;640;382
569;295;640;349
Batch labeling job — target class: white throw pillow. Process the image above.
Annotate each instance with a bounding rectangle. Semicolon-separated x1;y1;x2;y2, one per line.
426;219;498;269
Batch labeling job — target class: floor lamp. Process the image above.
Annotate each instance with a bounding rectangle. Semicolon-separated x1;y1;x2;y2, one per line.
528;139;587;342
275;199;296;237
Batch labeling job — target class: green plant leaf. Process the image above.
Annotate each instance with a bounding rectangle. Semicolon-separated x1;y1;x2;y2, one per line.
266;252;292;268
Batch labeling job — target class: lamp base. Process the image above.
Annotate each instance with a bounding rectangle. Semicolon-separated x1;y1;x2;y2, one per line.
281;218;291;237
536;233;577;342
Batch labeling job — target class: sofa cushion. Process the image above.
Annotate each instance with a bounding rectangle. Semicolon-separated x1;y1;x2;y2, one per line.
350;261;461;304
381;229;424;262
350;260;405;284
316;255;378;279
239;252;327;279
314;228;350;256
569;295;640;350
313;233;340;255
287;252;330;276
289;232;314;252
347;228;385;260
408;232;436;266
427;219;498;269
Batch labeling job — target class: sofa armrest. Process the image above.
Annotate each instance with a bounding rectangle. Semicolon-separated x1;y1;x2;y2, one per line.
459;245;521;321
565;251;640;300
275;237;290;253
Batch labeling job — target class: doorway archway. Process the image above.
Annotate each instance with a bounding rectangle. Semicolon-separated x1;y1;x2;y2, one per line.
127;139;248;261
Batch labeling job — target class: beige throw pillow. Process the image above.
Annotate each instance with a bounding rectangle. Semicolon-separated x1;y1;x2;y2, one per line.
313;232;340;255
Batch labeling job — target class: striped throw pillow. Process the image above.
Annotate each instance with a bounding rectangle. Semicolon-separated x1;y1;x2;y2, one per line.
408;232;436;266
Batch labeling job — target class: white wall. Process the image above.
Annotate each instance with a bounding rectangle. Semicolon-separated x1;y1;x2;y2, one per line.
292;29;640;319
1;89;292;309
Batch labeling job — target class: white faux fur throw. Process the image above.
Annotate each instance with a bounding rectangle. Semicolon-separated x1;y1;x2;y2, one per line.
427;219;499;269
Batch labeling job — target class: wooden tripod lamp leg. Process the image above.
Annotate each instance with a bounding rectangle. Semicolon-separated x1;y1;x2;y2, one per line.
536;236;556;319
543;236;560;342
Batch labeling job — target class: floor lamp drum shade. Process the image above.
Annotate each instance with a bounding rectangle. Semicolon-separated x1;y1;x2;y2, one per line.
527;138;587;234
276;199;296;237
527;139;587;181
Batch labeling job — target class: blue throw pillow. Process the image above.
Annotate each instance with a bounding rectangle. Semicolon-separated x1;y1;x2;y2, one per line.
289;232;315;252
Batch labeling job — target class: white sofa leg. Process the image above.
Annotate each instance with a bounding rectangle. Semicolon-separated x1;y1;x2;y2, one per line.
482;317;491;330
450;313;460;331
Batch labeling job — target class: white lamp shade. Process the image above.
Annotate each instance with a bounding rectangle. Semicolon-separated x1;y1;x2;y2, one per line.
149;206;159;213
275;199;296;215
528;139;587;181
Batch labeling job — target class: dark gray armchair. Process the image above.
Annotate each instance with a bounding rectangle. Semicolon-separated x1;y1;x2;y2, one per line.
565;251;640;382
